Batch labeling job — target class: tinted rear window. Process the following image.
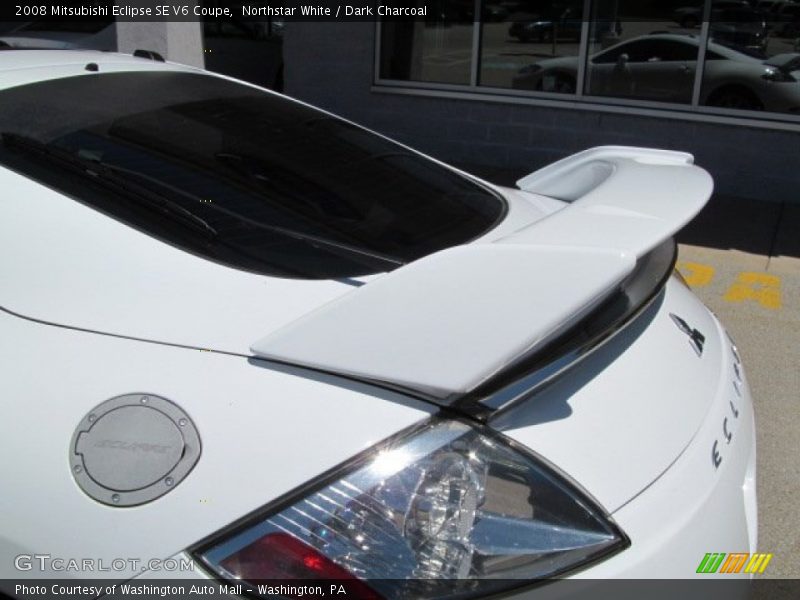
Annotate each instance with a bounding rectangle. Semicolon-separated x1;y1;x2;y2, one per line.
0;71;505;279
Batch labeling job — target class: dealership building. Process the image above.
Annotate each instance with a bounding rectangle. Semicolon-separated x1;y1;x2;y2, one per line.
27;0;800;203
283;1;800;205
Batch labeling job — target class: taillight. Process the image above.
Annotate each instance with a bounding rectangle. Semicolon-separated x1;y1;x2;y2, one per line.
219;532;380;598
195;418;627;598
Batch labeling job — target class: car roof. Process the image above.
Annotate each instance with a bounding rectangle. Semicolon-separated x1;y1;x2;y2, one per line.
598;32;700;53
604;33;762;63
0;49;194;90
0;49;157;69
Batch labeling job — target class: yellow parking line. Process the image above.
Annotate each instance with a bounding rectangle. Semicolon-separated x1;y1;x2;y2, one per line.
723;273;782;310
677;261;715;287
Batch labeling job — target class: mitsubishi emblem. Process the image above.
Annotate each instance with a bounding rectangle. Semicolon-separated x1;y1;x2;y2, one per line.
669;313;706;357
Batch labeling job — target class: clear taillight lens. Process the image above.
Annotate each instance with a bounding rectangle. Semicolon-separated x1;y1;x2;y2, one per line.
195;418;627;597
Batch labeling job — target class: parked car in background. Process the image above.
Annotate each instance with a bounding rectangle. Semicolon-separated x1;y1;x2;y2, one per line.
754;0;782;10
508;5;583;42
483;2;511;21
764;0;797;17
769;2;800;36
710;7;769;54
513;33;800;111
673;0;752;28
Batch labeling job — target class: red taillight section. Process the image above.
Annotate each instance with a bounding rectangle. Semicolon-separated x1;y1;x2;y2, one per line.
219;532;381;598
303;554;325;571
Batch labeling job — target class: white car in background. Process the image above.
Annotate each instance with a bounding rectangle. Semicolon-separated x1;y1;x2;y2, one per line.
0;50;756;596
513;33;800;112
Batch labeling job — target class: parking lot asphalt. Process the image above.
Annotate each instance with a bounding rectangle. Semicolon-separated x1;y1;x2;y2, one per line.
465;164;800;578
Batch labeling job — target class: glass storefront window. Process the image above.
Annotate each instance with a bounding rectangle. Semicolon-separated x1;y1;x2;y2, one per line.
375;0;800;123
479;1;583;93
379;2;476;85
700;3;800;114
584;1;700;104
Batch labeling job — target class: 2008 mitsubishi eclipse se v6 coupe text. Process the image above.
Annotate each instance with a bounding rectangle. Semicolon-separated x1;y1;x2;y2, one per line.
0;50;757;596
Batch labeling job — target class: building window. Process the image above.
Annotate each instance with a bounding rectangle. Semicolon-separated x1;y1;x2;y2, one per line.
582;1;697;105
379;2;476;85
375;0;800;125
480;1;584;92
700;3;800;114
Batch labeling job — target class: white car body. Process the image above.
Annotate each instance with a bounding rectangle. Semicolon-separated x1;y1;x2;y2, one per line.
0;51;756;595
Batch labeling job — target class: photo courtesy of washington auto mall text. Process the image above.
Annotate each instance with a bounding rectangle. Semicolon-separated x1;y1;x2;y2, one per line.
13;582;350;599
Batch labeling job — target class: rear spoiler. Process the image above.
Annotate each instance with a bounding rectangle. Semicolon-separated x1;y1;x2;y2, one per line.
251;147;712;402
511;146;706;258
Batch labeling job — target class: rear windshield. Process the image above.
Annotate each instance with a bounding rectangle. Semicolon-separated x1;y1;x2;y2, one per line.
0;71;505;279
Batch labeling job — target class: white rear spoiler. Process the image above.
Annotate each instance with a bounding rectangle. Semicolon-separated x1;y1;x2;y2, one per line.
510;146;707;258
251;147;713;399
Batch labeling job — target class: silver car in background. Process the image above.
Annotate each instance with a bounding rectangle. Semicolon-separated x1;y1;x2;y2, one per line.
512;33;800;112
